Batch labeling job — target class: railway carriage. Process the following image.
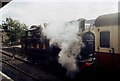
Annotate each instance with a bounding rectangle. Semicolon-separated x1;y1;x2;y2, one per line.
94;13;120;69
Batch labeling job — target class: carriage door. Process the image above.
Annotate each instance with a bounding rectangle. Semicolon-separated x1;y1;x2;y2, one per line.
95;27;115;68
97;27;113;53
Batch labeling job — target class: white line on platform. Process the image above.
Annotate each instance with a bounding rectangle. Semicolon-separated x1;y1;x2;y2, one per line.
0;71;13;81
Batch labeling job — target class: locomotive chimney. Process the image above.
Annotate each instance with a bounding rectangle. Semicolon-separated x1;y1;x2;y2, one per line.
43;23;47;29
77;18;86;33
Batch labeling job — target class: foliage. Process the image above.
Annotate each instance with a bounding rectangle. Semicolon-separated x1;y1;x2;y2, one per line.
1;17;28;45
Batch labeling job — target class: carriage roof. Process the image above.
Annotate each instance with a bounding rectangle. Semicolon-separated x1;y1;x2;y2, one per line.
94;13;120;27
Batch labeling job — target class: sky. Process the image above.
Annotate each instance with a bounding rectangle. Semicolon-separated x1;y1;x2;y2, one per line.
0;0;119;26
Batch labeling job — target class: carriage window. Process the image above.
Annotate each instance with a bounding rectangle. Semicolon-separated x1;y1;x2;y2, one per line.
100;31;110;48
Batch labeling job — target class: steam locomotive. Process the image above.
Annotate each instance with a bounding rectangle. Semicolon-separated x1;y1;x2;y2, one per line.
20;20;95;68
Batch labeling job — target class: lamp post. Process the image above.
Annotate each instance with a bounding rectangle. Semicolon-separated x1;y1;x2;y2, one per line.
0;29;4;49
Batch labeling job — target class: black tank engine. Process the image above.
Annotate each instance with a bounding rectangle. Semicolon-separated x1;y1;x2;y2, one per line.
21;26;95;65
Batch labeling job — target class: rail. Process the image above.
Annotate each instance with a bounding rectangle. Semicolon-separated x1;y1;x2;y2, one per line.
0;50;40;81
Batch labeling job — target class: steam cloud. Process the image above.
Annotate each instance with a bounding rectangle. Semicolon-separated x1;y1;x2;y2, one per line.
43;19;84;78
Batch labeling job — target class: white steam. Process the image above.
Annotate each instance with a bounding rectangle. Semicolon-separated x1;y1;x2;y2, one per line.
43;19;84;78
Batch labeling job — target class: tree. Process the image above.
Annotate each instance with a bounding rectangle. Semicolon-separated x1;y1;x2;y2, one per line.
1;17;28;45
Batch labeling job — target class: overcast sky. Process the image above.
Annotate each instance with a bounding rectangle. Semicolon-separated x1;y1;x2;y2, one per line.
0;0;119;26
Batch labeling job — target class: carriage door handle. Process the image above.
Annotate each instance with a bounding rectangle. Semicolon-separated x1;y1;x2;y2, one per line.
109;48;114;53
111;48;114;54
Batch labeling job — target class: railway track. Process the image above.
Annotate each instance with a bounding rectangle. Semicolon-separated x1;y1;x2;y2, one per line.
0;49;67;81
1;59;40;81
0;49;66;73
0;49;28;63
0;50;41;81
